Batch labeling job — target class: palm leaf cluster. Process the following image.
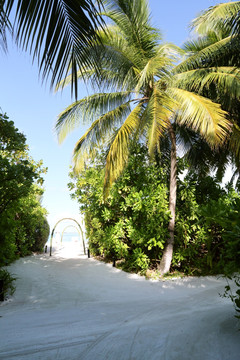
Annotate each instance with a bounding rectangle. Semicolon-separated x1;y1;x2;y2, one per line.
180;1;240;182
192;1;240;38
0;1;11;52
56;0;236;193
1;0;104;96
181;1;240;69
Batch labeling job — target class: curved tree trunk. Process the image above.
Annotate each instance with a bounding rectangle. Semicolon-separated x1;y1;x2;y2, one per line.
159;125;177;275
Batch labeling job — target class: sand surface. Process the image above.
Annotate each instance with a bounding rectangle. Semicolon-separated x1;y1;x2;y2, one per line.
0;244;239;360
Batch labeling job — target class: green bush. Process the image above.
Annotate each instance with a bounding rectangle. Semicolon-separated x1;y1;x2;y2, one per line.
0;268;16;301
31;217;50;252
69;144;240;276
173;174;240;275
221;274;240;322
69;144;170;273
0;113;49;265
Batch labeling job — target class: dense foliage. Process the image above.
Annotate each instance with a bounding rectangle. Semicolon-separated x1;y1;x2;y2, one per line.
69;144;170;272
69;144;240;276
175;175;240;275
0;113;50;267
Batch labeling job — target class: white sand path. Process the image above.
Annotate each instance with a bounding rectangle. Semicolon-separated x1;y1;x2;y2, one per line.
0;245;239;360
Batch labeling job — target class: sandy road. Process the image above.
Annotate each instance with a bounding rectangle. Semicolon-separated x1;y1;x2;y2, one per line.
0;249;239;360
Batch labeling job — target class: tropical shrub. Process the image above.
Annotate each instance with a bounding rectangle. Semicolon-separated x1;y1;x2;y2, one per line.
69;144;171;272
199;189;240;272
221;274;240;324
31;216;50;252
0;268;16;301
70;143;240;276
14;189;50;255
0;113;49;265
174;173;240;274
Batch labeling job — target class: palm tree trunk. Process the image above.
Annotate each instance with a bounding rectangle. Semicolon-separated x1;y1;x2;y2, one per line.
159;125;177;275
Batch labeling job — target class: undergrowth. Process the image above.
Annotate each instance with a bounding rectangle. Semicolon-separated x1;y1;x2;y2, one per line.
0;268;16;301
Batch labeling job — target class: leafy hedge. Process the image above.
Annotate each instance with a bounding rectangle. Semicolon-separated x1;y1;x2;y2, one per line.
69;144;240;276
0;113;50;266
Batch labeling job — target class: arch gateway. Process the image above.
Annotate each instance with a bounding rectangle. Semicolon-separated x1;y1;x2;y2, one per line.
49;217;86;256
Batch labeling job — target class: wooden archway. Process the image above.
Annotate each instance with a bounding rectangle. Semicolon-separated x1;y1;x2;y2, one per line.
50;217;85;256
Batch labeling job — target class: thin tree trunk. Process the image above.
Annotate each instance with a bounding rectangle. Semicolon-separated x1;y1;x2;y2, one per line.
159;125;177;275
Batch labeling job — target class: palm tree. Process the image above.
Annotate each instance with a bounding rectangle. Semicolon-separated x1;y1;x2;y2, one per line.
179;2;240;185
0;0;105;96
55;0;235;274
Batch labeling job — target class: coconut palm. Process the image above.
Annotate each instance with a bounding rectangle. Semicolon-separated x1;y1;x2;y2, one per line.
55;0;236;274
0;0;106;96
179;2;240;185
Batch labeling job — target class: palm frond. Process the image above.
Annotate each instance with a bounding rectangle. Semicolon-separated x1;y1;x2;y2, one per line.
55;68;94;92
183;133;230;180
56;0;162;96
73;102;131;172
56;91;132;143
157;43;184;59
135;51;172;94
191;1;240;36
171;87;231;147
146;88;172;157
76;26;146;89
5;0;104;97
103;0;159;55
174;35;235;72
229;122;240;158
182;31;223;54
104;103;143;194
174;67;240;99
99;25;150;73
56;55;136;94
0;1;12;52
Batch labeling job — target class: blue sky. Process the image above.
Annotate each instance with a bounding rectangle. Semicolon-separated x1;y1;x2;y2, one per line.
0;0;221;232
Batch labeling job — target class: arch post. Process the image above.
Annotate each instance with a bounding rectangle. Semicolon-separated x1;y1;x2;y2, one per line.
50;217;85;256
